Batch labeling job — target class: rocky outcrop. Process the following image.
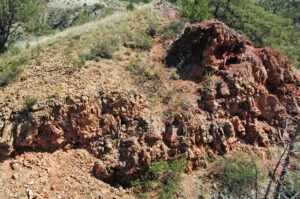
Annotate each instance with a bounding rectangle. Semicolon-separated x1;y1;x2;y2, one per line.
166;19;300;149
0;89;166;185
1;19;299;186
0;90;156;154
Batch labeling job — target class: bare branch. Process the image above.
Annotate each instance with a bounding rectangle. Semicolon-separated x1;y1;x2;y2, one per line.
274;122;300;199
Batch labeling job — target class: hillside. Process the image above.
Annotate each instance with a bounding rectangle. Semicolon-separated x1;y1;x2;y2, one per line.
0;2;186;198
0;0;299;199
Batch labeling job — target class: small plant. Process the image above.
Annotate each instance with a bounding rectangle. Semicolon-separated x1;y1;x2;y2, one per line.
163;21;185;40
0;56;28;87
54;85;63;98
125;31;153;51
215;153;263;197
176;56;186;70
72;35;81;40
127;2;135;11
163;90;174;104
131;158;187;198
283;171;300;197
170;68;179;80
8;46;21;55
94;3;105;10
99;8;114;18
73;10;90;26
31;45;42;59
71;57;85;68
80;48;94;61
204;71;214;82
85;37;119;60
278;142;300;199
23;96;37;112
147;23;158;37
68;40;75;48
126;58;160;81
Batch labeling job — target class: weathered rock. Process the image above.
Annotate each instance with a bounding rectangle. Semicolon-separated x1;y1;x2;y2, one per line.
1;20;299;186
167;19;300;148
164;125;178;143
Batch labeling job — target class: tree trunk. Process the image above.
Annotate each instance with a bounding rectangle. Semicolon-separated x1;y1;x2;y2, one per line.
0;39;7;53
0;30;9;53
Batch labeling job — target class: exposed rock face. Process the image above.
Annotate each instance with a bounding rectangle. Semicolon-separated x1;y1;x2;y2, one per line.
0;90;166;185
1;19;299;186
167;19;300;149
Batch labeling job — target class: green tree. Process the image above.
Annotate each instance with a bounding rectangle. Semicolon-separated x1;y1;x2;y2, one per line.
256;0;300;67
0;0;39;53
169;0;213;22
257;0;300;23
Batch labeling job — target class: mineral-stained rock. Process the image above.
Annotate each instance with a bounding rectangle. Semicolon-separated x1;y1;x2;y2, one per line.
1;19;299;186
167;19;300;148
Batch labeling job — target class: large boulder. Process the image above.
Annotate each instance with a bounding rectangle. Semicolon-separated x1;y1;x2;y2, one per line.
166;19;300;148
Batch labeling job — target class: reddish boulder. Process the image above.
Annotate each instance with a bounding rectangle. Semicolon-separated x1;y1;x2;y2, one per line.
167;19;300;147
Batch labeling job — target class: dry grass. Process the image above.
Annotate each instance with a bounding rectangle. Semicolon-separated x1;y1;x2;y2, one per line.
0;1;199;123
0;4;158;106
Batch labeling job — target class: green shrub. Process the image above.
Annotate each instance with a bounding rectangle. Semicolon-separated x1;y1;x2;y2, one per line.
163;21;185;40
147;160;169;180
25;13;53;36
8;46;22;55
169;158;186;173
163;90;175;104
0;67;21;87
30;45;42;59
71;57;85;68
204;71;214;82
131;158;187;198
215;153;263;197
127;2;135;11
170;68;179;80
147;23;158;37
94;3;105;10
280;171;300;198
98;8;114;18
0;56;28;87
289;172;300;192
80;48;95;61
23;96;37;111
73;10;90;26
85;37;119;60
125;31;153;51
57;11;73;29
126;58;160;81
